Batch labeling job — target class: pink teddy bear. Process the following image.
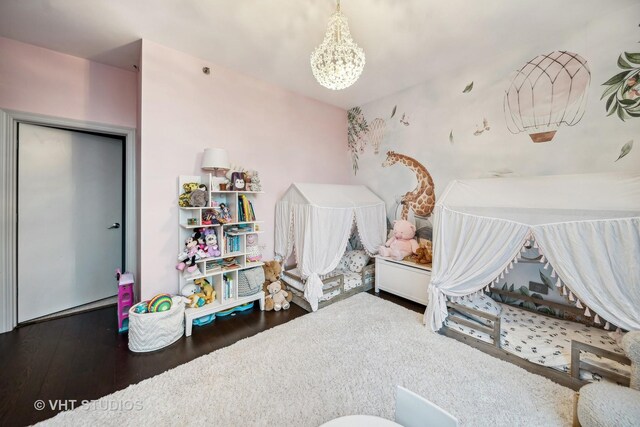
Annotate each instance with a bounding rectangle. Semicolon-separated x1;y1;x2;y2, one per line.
378;220;419;260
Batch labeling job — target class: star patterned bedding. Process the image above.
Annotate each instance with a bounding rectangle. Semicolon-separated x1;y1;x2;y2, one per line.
445;302;630;383
283;268;364;302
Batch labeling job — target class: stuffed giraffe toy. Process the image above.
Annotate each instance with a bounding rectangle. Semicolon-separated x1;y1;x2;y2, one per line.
382;151;436;220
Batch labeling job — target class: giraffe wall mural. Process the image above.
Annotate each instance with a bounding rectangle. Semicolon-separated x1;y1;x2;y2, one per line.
382;151;435;220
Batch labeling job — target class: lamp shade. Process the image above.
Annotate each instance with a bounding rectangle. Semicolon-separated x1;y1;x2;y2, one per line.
201;148;230;171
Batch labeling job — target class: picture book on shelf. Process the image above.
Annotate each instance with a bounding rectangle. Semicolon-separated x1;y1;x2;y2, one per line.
223;233;241;253
238;194;256;222
223;275;234;299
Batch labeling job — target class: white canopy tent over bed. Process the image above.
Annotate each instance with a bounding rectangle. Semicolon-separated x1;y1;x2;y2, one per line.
275;183;386;311
425;172;640;332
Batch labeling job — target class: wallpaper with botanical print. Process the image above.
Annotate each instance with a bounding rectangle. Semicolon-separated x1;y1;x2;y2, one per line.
347;4;640;317
348;13;639;225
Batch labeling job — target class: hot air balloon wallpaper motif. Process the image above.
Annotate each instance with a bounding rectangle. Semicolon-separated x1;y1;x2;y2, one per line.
504;51;591;143
368;118;386;154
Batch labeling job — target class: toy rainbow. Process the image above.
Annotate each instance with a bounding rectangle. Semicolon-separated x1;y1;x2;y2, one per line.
148;294;173;313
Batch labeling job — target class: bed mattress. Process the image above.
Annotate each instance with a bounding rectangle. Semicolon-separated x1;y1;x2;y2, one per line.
282;268;363;302
445;302;630;382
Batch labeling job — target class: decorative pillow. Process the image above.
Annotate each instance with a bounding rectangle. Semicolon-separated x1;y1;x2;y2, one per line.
343;250;370;273
453;293;502;323
336;253;349;271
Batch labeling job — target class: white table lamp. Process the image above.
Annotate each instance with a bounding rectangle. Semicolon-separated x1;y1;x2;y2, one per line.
202;148;230;174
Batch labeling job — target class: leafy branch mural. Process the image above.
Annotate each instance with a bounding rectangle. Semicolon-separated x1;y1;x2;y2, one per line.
347;107;369;174
602;52;640;121
346;104;395;174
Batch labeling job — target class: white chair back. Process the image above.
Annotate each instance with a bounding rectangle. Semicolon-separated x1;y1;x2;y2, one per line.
395;386;459;427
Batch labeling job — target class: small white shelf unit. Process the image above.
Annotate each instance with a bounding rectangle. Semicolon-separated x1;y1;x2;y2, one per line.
179;174;265;336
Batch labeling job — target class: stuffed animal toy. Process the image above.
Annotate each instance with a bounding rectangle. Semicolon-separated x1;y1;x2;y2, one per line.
178;182;199;207
249;171;262;192
261;261;293;310
244;170;254;185
177;233;203;272
422;240;433;262
262;260;282;283
189;184;209;207
194;277;215;304
378;220;419;261
196;229;207;252
225;165;246;181
246;233;262;262
204;230;221;257
224;166;248;191
405;240;433;265
217;203;232;223
266;281;290;311
230;172;246;191
181;284;206;308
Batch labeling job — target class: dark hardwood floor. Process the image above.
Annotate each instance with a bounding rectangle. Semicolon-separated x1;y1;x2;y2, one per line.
0;290;424;426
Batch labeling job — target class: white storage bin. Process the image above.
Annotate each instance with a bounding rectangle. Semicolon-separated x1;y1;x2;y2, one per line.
128;296;185;352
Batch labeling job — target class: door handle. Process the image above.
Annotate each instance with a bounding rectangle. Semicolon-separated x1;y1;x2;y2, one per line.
108;223;121;229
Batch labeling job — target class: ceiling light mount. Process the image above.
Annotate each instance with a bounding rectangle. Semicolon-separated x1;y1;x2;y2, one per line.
310;0;365;90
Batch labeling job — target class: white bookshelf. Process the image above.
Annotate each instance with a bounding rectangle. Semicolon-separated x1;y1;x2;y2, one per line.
178;174;265;336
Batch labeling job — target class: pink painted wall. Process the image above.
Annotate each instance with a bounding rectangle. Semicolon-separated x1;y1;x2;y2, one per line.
139;40;349;298
0;37;137;128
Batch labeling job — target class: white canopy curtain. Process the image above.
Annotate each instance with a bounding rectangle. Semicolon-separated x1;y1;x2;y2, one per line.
425;172;640;332
275;183;386;311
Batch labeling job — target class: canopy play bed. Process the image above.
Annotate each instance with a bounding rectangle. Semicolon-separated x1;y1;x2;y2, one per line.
424;172;640;390
275;183;386;312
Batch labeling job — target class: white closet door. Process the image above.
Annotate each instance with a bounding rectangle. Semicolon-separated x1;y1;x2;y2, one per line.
17;123;123;322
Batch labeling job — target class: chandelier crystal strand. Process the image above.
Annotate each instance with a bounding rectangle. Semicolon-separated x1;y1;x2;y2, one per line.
310;0;365;90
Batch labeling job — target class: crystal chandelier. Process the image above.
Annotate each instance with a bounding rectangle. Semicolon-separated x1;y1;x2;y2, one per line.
310;0;365;90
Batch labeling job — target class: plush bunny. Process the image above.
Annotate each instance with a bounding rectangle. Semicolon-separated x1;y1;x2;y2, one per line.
378;220;419;261
249;171;262;192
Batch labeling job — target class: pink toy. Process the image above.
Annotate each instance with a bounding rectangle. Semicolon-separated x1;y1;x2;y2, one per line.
378;220;419;261
246;233;262;262
204;229;221;257
177;232;203;272
116;269;135;333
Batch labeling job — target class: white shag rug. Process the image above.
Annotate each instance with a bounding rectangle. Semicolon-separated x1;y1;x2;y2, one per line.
39;293;574;426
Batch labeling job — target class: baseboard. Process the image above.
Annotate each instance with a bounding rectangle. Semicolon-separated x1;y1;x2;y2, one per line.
18;296;117;326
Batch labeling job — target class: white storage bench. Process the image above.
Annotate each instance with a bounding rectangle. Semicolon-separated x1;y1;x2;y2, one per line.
374;256;431;305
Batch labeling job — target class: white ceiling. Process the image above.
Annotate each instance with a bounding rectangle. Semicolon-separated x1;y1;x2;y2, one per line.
0;0;635;109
